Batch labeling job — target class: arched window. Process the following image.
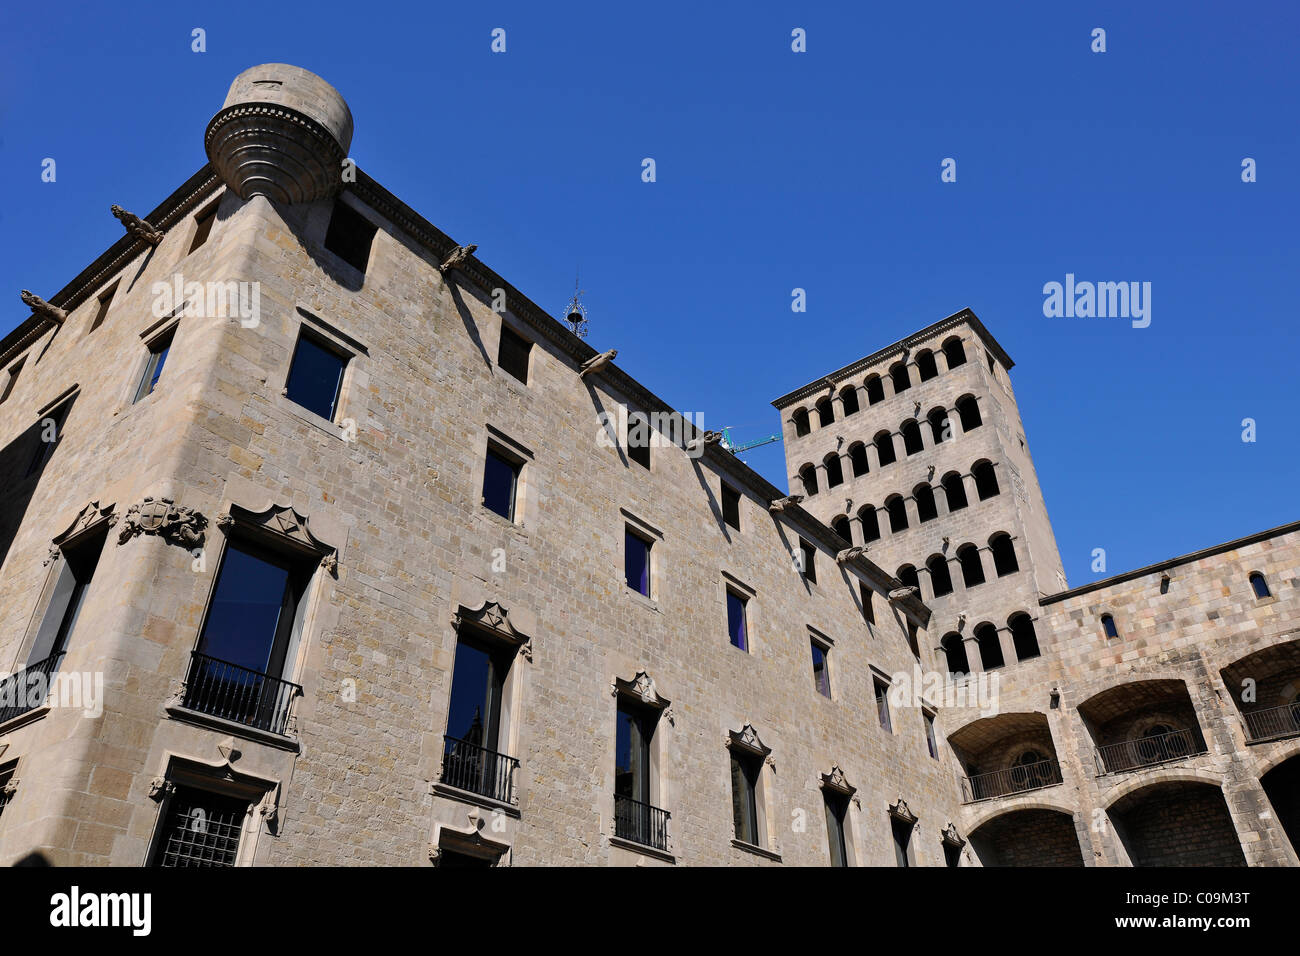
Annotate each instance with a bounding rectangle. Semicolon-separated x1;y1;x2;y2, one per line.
927;554;953;597
941;472;968;511
916;349;938;381
1101;614;1118;639
848;442;869;477
865;375;885;405
941;632;969;677
799;463;819;497
792;408;810;437
824;453;844;488
859;505;881;542
840;386;860;417
1250;572;1271;599
831;515;852;543
889;361;910;395
990;533;1019;576
815;396;834;428
1009;613;1040;660
958;544;984;588
874;431;896;467
975;622;1003;669
914;484;938;522
897;565;920;591
901;419;924;456
885;495;908;533
942;336;966;369
972;460;999;500
927;407;949;445
955;395;981;431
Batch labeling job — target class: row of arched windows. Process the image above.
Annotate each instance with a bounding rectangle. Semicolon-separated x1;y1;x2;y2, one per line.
940;613;1040;675
791;336;969;437
796;395;983;496
823;460;1000;544
891;533;1020;600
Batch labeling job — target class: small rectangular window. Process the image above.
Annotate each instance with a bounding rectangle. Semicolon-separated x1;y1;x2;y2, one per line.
892;816;913;867
924;712;939;760
859;581;875;628
625;527;652;597
482;447;521;521
89;282;118;334
134;328;175;403
730;751;761;845
26;401;70;477
0;357;25;404
811;639;831;698
726;590;748;651
627;412;651;470
824;791;849;867
286;331;348;421
721;484;741;530
799;539;816;584
874;677;892;732
324;200;377;273
151;784;249;868
189;202;218;254
496;325;532;384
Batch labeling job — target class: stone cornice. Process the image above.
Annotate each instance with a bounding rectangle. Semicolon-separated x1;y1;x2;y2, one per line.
769;308;1016;410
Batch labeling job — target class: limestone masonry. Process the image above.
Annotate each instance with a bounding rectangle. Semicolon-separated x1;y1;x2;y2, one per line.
0;65;1295;867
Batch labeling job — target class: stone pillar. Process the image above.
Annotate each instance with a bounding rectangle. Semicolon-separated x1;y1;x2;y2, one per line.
963;635;984;674
978;548;999;586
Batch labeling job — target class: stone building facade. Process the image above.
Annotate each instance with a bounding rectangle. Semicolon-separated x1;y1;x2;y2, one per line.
0;64;1294;867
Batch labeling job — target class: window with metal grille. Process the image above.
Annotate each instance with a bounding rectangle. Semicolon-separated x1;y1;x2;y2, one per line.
496;325;532;383
151;785;249;867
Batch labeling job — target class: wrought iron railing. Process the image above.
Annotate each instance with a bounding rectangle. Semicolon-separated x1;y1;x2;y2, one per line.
614;794;670;852
0;653;64;725
1095;727;1205;774
1242;702;1300;743
961;758;1063;803
440;735;519;804
180;652;300;736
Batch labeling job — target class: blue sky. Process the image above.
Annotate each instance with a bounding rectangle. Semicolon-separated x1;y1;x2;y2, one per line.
1;1;1296;587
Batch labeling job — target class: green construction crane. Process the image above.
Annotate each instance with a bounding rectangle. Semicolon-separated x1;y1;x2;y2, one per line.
721;426;780;455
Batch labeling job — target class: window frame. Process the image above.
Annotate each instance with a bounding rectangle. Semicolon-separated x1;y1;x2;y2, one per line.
721;482;742;531
284;326;351;424
133;323;177;404
496;323;533;384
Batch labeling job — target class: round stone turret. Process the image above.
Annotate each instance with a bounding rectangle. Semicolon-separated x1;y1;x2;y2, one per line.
205;64;354;205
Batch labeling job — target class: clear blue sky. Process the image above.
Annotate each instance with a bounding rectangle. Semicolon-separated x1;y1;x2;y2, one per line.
1;1;1296;587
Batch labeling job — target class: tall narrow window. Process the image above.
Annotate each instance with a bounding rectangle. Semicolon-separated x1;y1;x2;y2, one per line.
849;442;869;477
721;484;741;530
865;375;885;405
23;524;107;682
901;419;923;456
915;484;938;522
614;701;665;849
625;527;652;597
859;581;875;628
874;677;892;732
927;554;954;597
824;791;849;867
811;638;831;698
990;533;1019;576
151;785;249;868
924;712;939;759
285;330;348;421
874;431;896;467
482;446;521;521
885;496;908;533
956;395;982;431
442;632;517;802
976;622;1004;669
973;460;1000;499
1250;573;1271;599
942;472;968;511
496;325;532;383
839;386;859;417
1009;613;1040;661
892;816;913;867
815;396;834;428
730;750;761;845
890;362;910;394
188;202;218;254
916;349;939;381
323;200;377;273
799;539;816;584
942;336;966;368
0;357;25;404
1101;614;1119;639
942;633;969;677
89;282;118;334
25;401;70;478
627;413;651;470
0;762;16;820
799;464;819;496
792;408;810;437
134;327;175;403
726;590;748;651
958;544;985;588
824;453;844;488
860;506;881;542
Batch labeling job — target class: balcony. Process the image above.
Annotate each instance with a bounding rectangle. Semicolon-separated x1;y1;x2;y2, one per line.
180;652;301;736
1242;701;1300;744
614;794;670;852
961;758;1063;803
439;735;519;805
1094;726;1206;775
0;653;64;727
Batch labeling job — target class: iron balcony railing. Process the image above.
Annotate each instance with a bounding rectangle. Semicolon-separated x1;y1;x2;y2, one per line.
614;794;670;852
0;653;64;725
1095;727;1206;775
181;652;301;736
440;735;519;804
1242;702;1300;743
961;758;1063;803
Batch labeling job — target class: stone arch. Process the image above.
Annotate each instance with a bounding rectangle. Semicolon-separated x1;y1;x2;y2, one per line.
989;532;1018;576
926;406;949;445
915;348;939;381
823;452;844;489
847;441;869;477
839;385;859;417
1105;778;1244;866
858;505;881;543
955;394;981;431
884;495;908;533
941;471;968;511
1220;636;1300;744
972;459;999;499
942;336;966;369
957;543;984;588
791;407;810;437
889;361;910;394
797;463;818;497
968;808;1083;867
864;374;885;405
874;430;896;467
815;395;834;429
926;554;953;597
913;483;938;523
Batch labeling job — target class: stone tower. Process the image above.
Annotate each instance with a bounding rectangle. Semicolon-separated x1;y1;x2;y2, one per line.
772;309;1066;677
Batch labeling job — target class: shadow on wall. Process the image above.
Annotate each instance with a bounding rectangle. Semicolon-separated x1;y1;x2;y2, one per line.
0;393;79;574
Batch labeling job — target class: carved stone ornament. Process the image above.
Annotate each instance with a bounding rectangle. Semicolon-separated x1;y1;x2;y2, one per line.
613;670;671;711
580;348;617;378
888;585;920;601
19;289;67;324
820;765;856;798
768;494;804;513
218;502;338;570
110;204;165;246
889;797;918;824
118;497;207;548
727;723;772;758
147;778;176;801
49;501;117;566
1;777;18;798
439;242;478;273
941;822;966;848
836;546;869;564
452;600;531;660
685;430;722;454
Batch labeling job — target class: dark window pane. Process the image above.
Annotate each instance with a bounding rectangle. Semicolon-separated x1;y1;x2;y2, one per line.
198;542;293;674
189;205;217;254
135;331;174;403
727;591;748;650
625;530;651;596
446;638;505;749
893;817;912;867
825;793;848;866
497;326;531;383
722;485;741;530
323;201;377;273
286;334;347;421
731;754;759;844
482;449;518;520
875;681;892;731
811;642;830;697
615;705;650;803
